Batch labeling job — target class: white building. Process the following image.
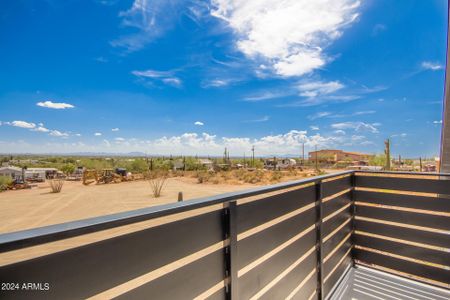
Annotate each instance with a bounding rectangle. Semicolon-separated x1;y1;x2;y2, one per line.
0;166;23;180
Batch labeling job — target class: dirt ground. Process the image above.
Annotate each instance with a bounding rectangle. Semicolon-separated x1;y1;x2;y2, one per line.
0;177;259;234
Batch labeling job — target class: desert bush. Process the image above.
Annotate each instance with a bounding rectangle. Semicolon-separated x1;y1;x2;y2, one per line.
270;171;283;182
49;179;64;193
0;176;13;192
148;171;167;198
196;170;212;183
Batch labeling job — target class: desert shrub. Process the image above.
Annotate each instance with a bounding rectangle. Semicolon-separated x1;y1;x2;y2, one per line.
129;159;150;173
49;179;64;193
270;171;283;182
243;170;264;184
196;170;212;183
0;176;13;192
148;171;168;198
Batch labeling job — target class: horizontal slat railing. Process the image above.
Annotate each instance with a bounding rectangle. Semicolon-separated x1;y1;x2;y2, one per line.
353;172;450;289
0;171;354;300
2;170;449;299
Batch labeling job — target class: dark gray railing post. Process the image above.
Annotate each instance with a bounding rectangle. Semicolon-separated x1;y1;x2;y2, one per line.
315;181;324;300
350;172;357;267
223;201;238;299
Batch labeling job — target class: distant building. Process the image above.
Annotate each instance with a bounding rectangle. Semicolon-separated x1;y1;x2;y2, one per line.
198;159;214;171
27;168;58;179
0;166;23;180
264;158;297;170
308;149;372;163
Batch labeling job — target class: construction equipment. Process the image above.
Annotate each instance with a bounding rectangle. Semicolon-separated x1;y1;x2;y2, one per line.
97;169;122;184
83;169;123;185
82;170;98;185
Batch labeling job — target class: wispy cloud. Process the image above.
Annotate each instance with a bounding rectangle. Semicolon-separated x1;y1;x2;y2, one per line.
201;79;233;88
211;0;360;77
433;120;443;124
310;125;320;131
132;69;183;87
309;110;376;119
372;24;386;36
243;90;294;102
421;61;443;71
194;121;204;126
284;82;385;107
50;130;69;137
331;121;380;133
297;81;344;98
111;0;184;52
112;128;120;131
94;132;102;136
37;100;74;109
243;116;270;123
308;112;333;120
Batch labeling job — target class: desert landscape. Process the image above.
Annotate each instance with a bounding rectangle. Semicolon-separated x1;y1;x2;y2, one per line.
0;169;326;234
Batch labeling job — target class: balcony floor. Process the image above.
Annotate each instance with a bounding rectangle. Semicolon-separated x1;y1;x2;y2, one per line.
330;265;450;300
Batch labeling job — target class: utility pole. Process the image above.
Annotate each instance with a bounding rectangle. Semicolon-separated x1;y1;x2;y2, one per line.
419;157;423;172
440;1;450;172
301;142;305;166
398;154;402;167
251;146;255;167
243;153;246;168
384;139;391;171
315;145;319;171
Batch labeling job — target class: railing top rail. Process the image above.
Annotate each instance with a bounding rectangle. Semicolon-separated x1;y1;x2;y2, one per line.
354;170;450;176
0;170;353;253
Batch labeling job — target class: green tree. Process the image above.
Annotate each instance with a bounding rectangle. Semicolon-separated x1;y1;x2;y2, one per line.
369;154;387;166
61;164;76;175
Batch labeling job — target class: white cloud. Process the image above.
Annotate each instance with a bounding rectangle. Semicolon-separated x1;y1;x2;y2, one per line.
112;128;120;131
94;132;102;136
132;70;174;78
4;120;70;138
433;120;443;124
243;116;270;123
211;0;360;77
75;133;82;137
353;110;376;116
334;130;346;135
36;101;74;109
308;112;333;120
132;69;182;87
310;126;320;131
50;130;69;137
201;79;233;88
243;90;293;102
33;126;50;133
112;0;185;52
194;121;204;126
115;137;125;141
0;129;375;154
421;61;443;71
162;77;182;87
11;121;36;129
298;81;344;97
331;122;379;133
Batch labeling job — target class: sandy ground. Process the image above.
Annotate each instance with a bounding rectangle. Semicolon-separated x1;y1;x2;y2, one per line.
0;177;256;234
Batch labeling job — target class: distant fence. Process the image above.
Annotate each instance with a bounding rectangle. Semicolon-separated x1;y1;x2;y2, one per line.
0;170;449;299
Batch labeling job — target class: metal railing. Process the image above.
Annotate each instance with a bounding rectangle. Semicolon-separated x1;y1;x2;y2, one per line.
0;170;448;299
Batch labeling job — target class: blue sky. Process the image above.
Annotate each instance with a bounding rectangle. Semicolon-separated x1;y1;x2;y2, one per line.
0;0;447;157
